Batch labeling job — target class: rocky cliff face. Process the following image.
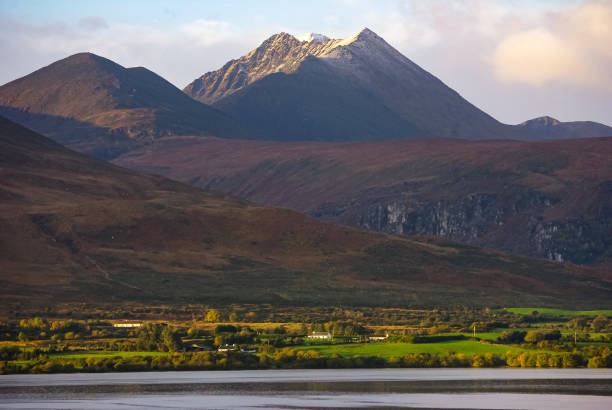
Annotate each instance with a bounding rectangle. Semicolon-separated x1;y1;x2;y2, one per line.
312;188;611;266
114;133;612;269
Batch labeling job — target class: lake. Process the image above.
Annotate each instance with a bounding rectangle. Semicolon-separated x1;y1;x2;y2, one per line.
1;368;611;409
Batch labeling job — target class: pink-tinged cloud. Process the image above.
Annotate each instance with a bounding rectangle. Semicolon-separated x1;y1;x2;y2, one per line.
493;28;593;86
492;2;612;88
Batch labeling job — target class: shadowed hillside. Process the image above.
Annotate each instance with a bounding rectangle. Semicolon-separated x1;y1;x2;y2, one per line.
2;116;612;310
115;135;612;267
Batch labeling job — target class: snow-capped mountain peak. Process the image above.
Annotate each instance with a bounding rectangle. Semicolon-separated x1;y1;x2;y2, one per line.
185;27;412;105
337;27;377;46
296;33;330;43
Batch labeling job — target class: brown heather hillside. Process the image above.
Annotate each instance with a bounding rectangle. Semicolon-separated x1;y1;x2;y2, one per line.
114;135;612;268
2;116;612;309
0;53;246;159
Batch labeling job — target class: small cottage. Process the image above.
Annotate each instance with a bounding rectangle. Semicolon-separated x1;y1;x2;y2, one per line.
307;332;332;339
368;334;389;342
112;322;142;328
217;344;237;352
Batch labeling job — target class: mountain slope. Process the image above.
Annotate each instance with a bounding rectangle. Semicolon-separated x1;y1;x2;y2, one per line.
0;53;246;159
213;57;422;141
185;28;612;142
115;135;612;268
2;116;611;309
184;29;503;141
515;116;612;140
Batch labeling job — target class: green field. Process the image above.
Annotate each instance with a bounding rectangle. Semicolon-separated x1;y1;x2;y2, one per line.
505;308;612;317
49;351;169;360
295;341;541;358
438;332;502;341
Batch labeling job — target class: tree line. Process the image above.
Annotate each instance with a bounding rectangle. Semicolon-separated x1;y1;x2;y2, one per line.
2;345;611;374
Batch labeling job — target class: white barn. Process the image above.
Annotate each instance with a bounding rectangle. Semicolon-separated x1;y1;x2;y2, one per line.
307;332;332;339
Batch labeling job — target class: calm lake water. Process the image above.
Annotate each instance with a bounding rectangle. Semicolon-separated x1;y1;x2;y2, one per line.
1;368;611;409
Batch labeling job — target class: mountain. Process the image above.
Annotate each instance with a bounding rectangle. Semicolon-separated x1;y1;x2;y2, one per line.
115;135;612;268
0;53;246;159
2;116;611;309
515;116;612;140
2;37;608;157
185;28;517;141
185;28;612;142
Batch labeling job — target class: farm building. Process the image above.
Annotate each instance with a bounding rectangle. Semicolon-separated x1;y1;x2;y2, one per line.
307;332;332;339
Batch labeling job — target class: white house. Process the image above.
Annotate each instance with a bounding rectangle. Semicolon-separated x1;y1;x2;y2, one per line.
307;332;332;339
112;322;142;328
217;344;237;352
368;334;389;342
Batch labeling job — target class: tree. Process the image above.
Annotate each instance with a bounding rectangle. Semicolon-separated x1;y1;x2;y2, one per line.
244;312;258;322
562;353;584;368
161;327;182;352
137;324;162;351
137;324;182;352
498;330;526;344
567;317;587;331
20;317;46;329
587;356;607;368
206;309;221;323
591;315;609;332
524;330;545;343
215;325;237;334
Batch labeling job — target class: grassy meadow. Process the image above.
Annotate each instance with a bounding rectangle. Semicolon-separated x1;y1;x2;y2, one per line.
294;340;545;359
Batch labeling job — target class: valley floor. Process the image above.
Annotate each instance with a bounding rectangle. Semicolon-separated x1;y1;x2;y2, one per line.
1;306;611;373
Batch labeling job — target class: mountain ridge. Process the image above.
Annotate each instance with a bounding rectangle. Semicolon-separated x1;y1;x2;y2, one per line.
185;28;516;141
516;116;612;140
0;31;609;159
184;28;612;142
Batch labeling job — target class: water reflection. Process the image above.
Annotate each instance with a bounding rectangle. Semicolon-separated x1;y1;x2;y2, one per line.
1;369;611;409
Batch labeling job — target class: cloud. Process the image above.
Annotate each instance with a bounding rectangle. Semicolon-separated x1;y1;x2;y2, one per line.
180;19;235;47
491;2;612;88
78;16;108;31
0;14;263;88
564;2;612;57
355;0;611;123
493;28;594;86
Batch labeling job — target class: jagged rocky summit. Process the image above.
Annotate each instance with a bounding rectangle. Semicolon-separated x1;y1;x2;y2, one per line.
184;28;517;141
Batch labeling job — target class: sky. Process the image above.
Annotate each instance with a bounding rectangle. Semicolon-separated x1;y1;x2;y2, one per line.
0;0;610;125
